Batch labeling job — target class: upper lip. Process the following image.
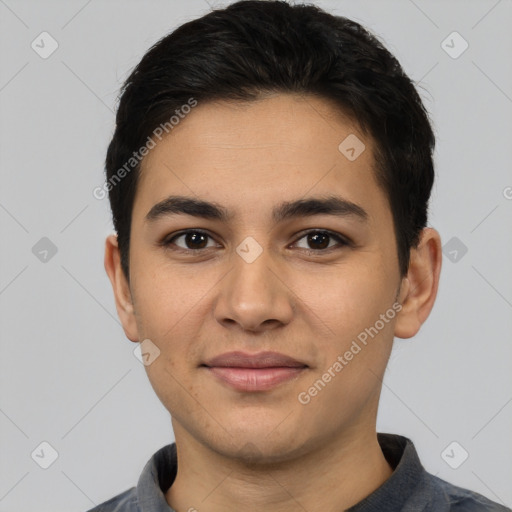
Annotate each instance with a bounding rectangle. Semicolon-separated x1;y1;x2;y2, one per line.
202;351;307;369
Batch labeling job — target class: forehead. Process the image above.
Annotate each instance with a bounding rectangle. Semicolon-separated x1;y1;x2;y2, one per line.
134;93;388;226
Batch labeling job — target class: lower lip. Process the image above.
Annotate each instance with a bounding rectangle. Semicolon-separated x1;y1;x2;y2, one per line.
205;366;306;391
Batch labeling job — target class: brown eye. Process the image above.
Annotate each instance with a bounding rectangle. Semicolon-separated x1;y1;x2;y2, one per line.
306;232;330;249
165;230;217;251
294;230;349;252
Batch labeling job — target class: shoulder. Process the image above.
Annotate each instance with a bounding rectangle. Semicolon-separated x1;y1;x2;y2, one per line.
426;473;511;511
85;486;139;512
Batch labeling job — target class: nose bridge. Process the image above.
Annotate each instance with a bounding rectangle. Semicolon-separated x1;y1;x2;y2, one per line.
214;237;294;331
233;239;273;296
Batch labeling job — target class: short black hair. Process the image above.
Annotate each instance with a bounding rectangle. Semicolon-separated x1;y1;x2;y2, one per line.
105;0;435;282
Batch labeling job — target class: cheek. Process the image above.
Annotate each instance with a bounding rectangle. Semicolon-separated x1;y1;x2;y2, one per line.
296;263;396;404
300;260;392;338
130;251;216;339
130;257;219;386
296;290;395;423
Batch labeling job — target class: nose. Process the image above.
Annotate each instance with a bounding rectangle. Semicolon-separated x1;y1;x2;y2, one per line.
213;243;295;334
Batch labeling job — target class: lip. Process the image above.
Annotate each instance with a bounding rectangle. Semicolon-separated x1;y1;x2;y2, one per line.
203;351;307;369
202;351;308;392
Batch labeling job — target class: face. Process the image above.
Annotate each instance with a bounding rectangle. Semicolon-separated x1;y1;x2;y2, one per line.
113;93;409;462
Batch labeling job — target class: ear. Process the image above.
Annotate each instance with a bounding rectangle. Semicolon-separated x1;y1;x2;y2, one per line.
394;227;442;339
104;234;139;342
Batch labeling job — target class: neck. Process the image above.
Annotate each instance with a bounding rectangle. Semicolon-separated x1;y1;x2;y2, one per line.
165;424;393;512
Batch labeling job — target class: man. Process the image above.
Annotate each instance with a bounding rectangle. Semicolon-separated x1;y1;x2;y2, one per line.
91;1;510;510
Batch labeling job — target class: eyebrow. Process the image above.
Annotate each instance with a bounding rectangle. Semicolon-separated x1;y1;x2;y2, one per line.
145;194;369;224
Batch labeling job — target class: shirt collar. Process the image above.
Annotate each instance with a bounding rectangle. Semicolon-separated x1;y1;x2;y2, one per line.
347;433;426;511
135;433;426;512
137;443;177;511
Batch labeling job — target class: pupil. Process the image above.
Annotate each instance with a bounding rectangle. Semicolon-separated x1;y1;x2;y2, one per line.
309;232;329;249
186;232;207;249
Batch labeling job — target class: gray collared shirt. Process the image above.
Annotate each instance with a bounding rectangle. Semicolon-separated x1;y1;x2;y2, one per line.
87;433;510;511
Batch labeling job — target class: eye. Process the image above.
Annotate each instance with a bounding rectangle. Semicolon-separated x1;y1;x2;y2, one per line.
161;229;350;254
163;230;219;251
292;230;350;253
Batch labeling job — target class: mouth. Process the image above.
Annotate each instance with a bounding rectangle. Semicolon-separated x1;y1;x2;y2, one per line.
201;351;308;392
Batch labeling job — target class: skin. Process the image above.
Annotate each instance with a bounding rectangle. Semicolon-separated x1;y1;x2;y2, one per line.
104;93;442;512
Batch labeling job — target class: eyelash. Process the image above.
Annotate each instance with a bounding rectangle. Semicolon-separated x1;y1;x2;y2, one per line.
160;229;351;255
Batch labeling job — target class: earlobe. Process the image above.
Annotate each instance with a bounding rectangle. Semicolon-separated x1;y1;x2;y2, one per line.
104;234;139;342
394;228;442;339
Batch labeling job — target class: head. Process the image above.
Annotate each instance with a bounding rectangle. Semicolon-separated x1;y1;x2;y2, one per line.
104;0;441;462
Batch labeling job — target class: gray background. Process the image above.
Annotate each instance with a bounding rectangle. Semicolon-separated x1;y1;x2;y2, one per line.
0;0;511;510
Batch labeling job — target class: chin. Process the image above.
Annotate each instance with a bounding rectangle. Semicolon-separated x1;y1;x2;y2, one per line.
212;438;302;466
206;422;313;466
